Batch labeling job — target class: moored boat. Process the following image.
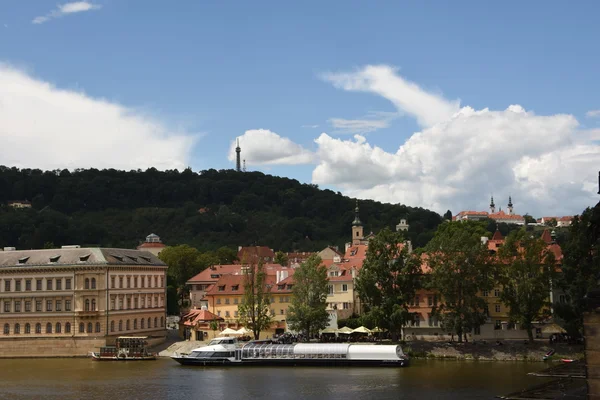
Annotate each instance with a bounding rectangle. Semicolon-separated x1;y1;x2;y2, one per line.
90;336;156;361
171;337;408;367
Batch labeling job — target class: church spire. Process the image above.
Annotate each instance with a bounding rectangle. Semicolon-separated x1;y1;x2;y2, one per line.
490;195;496;214
235;138;241;172
352;200;362;226
507;195;513;215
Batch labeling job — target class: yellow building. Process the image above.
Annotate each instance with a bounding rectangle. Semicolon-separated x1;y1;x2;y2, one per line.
205;272;293;338
0;246;167;357
325;263;359;320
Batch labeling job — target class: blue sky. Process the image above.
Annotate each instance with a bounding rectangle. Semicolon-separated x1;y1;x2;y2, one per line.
1;1;599;216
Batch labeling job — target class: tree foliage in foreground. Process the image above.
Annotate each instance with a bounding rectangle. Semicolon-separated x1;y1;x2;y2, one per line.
287;255;330;337
356;228;421;341
425;221;494;342
237;260;272;340
555;203;600;336
498;229;557;342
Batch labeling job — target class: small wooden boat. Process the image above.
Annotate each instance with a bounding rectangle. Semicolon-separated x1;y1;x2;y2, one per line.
91;336;156;361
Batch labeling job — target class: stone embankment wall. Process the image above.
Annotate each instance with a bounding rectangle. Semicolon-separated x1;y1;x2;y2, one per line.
158;340;206;357
0;337;106;357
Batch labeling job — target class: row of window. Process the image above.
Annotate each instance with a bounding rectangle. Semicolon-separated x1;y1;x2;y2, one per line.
2;322;82;335
408;295;439;307
109;295;164;310
327;302;351;310
2;299;72;313
482;289;502;297
407;313;439;327
2;278;72;292
110;275;163;290
109;316;164;332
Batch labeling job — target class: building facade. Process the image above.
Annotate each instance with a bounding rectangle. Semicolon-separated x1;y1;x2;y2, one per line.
0;247;167;357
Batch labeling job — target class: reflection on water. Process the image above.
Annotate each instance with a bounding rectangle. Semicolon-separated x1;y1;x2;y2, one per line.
0;358;550;400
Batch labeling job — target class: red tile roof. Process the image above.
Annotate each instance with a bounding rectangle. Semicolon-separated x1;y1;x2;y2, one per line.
344;244;368;260
458;211;489;216
137;242;166;249
180;308;223;326
491;230;504;241
540;229;553;244
488;211;525;220
237;246;275;262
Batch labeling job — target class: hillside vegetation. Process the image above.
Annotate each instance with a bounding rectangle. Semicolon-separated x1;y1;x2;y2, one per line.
0;166;443;251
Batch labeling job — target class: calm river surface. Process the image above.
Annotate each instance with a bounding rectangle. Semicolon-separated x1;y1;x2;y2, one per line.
0;358;549;399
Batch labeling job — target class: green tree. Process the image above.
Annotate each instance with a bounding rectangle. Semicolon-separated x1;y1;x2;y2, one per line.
425;221;494;342
274;251;289;266
238;260;272;340
443;210;453;221
356;228;421;341
498;229;557;342
287;255;329;337
523;214;536;225
554;204;600;336
214;246;238;264
159;245;205;306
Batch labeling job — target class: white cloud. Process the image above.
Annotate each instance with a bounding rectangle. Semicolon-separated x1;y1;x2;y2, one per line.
33;2;101;24
301;124;319;129
328;111;397;134
251;65;599;216
322;65;460;128
0;64;199;171
228;129;315;165
587;109;600;118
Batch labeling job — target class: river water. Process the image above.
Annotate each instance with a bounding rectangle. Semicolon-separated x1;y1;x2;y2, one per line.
0;358;549;399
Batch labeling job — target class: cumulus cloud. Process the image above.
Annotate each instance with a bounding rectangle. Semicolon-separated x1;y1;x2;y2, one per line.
254;65;598;216
0;64;199;171
587;109;600;118
322;65;460;128
228;129;315;165
32;1;101;24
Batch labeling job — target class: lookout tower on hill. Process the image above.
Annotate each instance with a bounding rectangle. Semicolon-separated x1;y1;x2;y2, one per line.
235;138;242;172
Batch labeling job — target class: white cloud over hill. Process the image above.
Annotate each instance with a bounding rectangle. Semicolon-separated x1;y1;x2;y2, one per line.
246;65;600;216
0;64;198;171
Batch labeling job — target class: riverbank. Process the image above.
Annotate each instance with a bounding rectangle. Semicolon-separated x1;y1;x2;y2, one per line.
405;340;583;362
157;338;583;362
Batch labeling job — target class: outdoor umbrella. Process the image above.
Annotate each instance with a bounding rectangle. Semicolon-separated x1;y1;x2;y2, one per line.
352;326;371;334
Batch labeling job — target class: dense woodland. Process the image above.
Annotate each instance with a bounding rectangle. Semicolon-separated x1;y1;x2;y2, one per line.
0;166;444;251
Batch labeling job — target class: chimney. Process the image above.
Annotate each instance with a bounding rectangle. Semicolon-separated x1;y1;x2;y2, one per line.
481;236;489;245
276;270;281;284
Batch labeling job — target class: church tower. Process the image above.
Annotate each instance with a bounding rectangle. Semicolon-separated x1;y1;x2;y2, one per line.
507;196;513;215
490;195;496;214
235;138;242;172
352;200;364;245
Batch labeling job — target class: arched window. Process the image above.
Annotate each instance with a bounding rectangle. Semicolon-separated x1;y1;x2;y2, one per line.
141;318;145;329
91;278;96;289
91;299;96;311
154;317;157;328
95;322;100;333
79;323;85;333
126;320;130;330
3;323;9;335
85;278;90;289
36;323;42;334
110;321;115;332
133;319;137;330
65;323;71;333
147;317;151;328
118;320;122;332
25;323;31;334
87;323;92;333
55;322;61;334
160;317;164;327
85;299;90;311
14;323;20;334
46;323;52;333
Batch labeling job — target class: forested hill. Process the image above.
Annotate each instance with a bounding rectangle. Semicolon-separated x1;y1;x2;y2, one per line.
0;166;442;252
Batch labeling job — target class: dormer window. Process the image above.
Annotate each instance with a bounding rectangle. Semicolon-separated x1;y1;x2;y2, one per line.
139;256;151;263
232;285;239;291
277;285;285;290
286;284;292;290
18;256;29;264
127;256;138;262
218;285;225;292
79;254;90;262
111;255;124;262
210;274;220;279
49;255;60;263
